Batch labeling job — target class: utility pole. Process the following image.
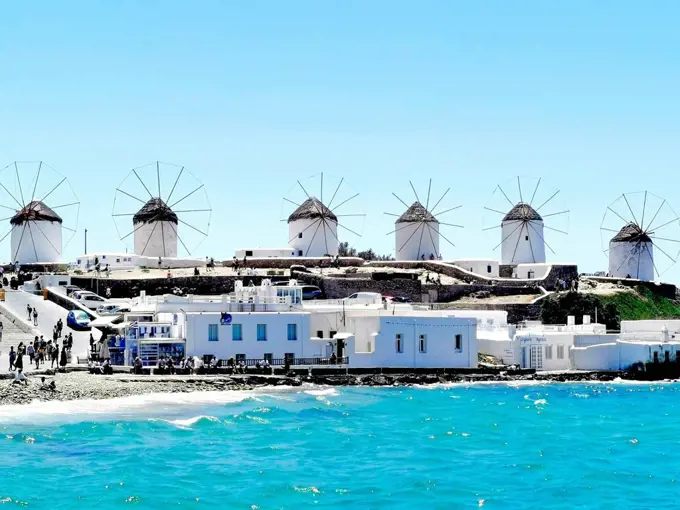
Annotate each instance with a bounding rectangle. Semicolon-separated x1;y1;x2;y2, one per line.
84;229;88;255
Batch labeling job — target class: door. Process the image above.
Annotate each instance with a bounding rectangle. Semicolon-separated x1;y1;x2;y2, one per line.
530;345;543;370
336;338;345;358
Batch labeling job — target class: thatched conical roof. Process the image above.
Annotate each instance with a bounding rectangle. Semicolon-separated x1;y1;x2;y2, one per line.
503;203;542;222
611;222;652;243
288;197;337;223
10;201;62;225
396;201;438;224
133;198;178;224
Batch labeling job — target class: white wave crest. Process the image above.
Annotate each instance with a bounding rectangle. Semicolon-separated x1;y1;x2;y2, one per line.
159;415;221;429
303;388;340;397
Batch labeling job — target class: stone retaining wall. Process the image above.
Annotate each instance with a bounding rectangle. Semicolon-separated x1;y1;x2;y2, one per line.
430;284;539;302
585;277;677;300
292;271;423;301
221;257;365;269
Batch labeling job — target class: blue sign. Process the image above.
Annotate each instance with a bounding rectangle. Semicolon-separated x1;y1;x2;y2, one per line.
220;313;232;325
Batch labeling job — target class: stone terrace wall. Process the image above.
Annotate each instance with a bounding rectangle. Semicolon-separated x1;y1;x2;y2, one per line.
366;260;578;291
431;284;539;302
292;271;423;301
71;275;274;299
221;257;365;269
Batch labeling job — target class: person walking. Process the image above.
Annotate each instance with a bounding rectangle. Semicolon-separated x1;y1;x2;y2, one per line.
15;347;23;372
8;346;15;371
59;345;67;370
51;344;59;368
27;304;32;321
32;309;38;326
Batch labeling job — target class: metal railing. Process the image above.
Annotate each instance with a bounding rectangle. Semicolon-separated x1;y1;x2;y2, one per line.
218;356;349;367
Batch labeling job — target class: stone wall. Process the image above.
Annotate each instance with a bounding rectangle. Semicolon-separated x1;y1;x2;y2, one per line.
292;271;423;301
221;257;365;269
431;284;539;302
438;302;543;324
71;275;275;299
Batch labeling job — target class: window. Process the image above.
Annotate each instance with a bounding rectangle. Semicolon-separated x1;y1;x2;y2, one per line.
116;258;120;263
232;324;243;341
395;334;403;353
330;331;337;338
298;232;303;238
487;265;492;273
455;334;463;352
235;353;245;362
264;353;273;362
285;352;295;363
245;250;253;257
287;324;297;341
316;330;323;338
419;334;427;353
557;345;565;359
654;351;659;363
545;345;553;360
525;235;529;241
208;324;219;342
257;324;267;341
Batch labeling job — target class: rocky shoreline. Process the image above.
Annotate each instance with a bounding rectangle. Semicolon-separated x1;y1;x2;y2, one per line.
0;368;662;406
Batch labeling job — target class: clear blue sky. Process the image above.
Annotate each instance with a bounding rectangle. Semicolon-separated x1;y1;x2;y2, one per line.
2;1;680;281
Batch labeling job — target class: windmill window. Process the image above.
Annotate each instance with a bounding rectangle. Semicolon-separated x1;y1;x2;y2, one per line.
116;258;120;263
525;235;529;241
487;265;492;273
298;232;303;238
245;250;253;257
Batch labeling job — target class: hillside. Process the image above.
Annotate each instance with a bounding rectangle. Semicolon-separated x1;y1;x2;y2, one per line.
540;286;680;330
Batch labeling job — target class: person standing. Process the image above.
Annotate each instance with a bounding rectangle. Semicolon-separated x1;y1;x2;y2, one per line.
15;346;23;372
8;346;15;371
60;345;67;370
32;309;38;326
27;304;32;321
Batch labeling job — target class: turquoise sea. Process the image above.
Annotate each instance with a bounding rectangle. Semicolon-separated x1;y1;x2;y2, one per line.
0;381;679;509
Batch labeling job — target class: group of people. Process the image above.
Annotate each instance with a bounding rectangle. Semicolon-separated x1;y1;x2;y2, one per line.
554;277;580;292
9;335;69;373
88;358;112;375
26;304;38;326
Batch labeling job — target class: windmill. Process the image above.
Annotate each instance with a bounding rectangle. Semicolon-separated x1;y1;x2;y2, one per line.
281;173;365;257
384;179;462;261
112;162;212;258
600;191;680;281
483;176;569;265
0;161;79;264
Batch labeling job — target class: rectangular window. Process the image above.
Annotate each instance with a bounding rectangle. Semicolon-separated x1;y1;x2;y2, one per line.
545;345;553;360
235;353;245;362
232;324;243;341
396;334;403;353
419;334;427;353
330;331;337;338
455;334;463;352
245;250;253;256
208;324;219;342
557;344;564;359
316;330;323;338
298;232;303;238
285;352;295;363
487;265;492;273
257;324;267;341
287;323;297;341
264;353;273;362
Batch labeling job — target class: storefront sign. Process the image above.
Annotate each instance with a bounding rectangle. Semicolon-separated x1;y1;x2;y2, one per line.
220;313;232;325
519;335;546;344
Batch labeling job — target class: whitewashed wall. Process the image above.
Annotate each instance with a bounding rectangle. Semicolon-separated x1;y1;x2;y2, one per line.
11;220;62;263
235;248;297;258
451;259;499;277
514;263;552;279
134;220;178;258
501;220;545;264
608;241;653;281
395;221;440;261
289;218;338;257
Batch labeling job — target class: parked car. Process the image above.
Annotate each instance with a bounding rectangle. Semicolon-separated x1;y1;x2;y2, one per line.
67;310;91;330
64;285;81;297
343;292;382;305
96;304;131;315
74;291;108;310
383;295;413;304
302;285;323;300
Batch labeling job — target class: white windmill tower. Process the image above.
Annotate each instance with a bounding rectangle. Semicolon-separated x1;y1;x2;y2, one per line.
282;173;364;257
0;161;79;264
385;180;462;261
484;177;569;265
600;191;680;281
112;162;212;258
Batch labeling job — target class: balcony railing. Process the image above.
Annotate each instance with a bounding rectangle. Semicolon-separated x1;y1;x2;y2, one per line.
217;357;349;367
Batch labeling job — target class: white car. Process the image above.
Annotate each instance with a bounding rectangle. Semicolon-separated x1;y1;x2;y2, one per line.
74;291;108;310
96;304;131;315
343;292;383;305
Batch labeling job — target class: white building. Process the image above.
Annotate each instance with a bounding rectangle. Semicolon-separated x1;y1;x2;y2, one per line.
234;248;297;259
288;197;338;257
116;281;478;369
73;252;205;272
10;201;63;263
501;203;546;265
451;259;499;278
607;223;653;281
395;202;439;261
572;319;680;371
133;198;178;258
